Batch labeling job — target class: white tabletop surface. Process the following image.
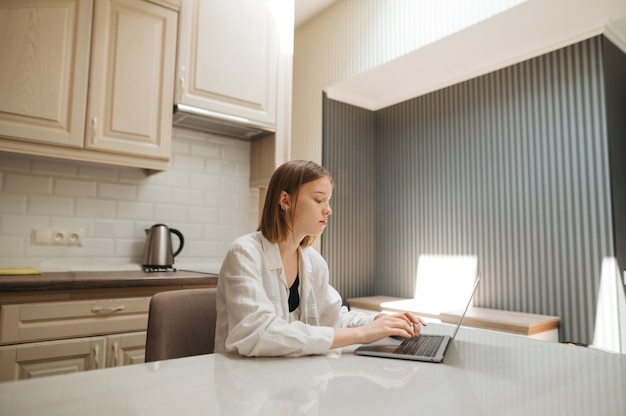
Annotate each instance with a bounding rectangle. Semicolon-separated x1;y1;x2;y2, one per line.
1;324;624;416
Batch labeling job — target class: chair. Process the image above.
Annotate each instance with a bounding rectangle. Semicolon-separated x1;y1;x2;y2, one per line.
144;288;217;362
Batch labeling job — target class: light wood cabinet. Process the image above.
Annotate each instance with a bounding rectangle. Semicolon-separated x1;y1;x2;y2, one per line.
0;0;178;171
0;332;147;381
175;0;294;188
176;0;279;126
106;331;147;367
86;0;177;160
0;282;215;382
0;0;92;148
0;295;151;381
0;337;107;381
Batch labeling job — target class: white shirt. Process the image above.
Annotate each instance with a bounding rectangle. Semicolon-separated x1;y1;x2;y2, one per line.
214;232;373;357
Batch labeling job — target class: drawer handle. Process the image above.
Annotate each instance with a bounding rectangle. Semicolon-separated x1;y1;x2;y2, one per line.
90;305;126;314
93;344;100;369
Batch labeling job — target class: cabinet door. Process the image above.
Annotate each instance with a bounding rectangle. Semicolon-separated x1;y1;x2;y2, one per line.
176;0;279;126
0;337;106;382
0;0;92;147
106;331;146;367
86;0;177;159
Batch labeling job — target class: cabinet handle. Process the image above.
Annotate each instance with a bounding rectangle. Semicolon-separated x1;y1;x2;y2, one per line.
178;76;185;101
91;116;97;141
90;305;126;314
112;341;119;367
93;344;100;369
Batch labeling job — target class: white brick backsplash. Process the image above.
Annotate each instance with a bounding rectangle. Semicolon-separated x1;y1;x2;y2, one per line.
1;214;49;234
173;188;204;206
154;204;188;222
154;169;190;187
75;199;116;218
5;173;52;194
189;206;219;223
0;193;27;214
31;160;78;177
136;185;174;203
29;195;74;215
175;223;203;240
116;201;155;220
189;172;221;191
173;154;205;172
94;220;136;238
0;236;25;257
77;165;120;181
115;239;144;259
98;182;137;201
191;142;221;160
0;129;257;270
189;173;222;194
54;178;97;198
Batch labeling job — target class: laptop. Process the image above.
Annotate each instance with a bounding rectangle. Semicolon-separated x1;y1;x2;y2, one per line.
355;274;480;363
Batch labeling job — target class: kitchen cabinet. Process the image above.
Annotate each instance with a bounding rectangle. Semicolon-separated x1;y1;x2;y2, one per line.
0;337;107;380
0;332;147;380
0;295;151;382
0;0;178;171
0;270;216;382
176;0;293;186
176;0;278;126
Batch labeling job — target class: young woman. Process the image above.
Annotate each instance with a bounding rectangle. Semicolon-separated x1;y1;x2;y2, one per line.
214;160;425;356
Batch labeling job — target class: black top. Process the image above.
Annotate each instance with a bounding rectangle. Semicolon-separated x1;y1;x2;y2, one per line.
288;275;300;312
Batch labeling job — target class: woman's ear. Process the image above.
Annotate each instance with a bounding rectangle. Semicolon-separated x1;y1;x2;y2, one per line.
279;191;291;210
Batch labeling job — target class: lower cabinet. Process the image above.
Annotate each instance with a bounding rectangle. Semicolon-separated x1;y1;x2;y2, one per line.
0;332;146;381
0;291;168;382
0;337;107;380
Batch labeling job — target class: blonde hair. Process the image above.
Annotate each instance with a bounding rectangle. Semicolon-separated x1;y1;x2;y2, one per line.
258;160;333;248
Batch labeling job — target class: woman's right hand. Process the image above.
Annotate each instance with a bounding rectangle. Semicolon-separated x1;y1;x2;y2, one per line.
331;312;427;349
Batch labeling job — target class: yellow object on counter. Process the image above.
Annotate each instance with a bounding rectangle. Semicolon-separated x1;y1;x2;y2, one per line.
0;267;42;275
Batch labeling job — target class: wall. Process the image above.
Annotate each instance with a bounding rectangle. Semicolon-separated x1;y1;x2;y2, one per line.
604;36;626;280
322;96;377;299
0;128;258;272
292;0;524;163
323;36;615;345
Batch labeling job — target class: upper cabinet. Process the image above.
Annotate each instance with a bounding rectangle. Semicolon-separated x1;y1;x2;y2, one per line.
175;0;294;187
176;0;279;126
86;0;177;160
0;0;93;148
0;0;178;171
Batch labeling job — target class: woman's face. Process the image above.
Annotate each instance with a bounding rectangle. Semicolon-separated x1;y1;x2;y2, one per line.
291;176;333;239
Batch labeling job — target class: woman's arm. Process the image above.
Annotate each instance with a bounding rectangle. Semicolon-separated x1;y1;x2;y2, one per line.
331;312;427;349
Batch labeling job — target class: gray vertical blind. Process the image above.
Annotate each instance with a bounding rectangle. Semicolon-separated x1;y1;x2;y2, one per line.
323;36;614;344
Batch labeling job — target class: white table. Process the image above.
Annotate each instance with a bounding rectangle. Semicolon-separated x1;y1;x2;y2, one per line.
1;324;624;416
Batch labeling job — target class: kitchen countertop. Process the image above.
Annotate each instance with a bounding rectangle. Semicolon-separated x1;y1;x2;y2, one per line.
0;269;218;292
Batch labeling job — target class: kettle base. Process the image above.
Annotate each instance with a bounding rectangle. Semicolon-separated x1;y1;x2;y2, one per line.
142;265;177;273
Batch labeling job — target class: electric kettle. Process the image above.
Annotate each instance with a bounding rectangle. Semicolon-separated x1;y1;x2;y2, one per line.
142;224;184;272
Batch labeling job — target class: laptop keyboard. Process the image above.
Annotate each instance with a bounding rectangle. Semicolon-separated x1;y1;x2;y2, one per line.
394;335;444;357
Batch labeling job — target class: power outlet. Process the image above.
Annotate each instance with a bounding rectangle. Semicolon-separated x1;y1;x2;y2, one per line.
31;228;84;246
51;229;68;245
68;229;84;246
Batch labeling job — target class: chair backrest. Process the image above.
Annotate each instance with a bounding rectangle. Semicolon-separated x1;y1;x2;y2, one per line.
144;288;217;362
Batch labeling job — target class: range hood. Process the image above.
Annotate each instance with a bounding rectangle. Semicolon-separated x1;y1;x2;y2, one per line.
173;104;274;140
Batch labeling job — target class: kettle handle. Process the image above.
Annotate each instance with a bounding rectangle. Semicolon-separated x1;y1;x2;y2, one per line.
169;228;185;257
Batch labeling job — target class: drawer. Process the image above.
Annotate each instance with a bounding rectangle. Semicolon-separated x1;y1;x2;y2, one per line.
0;297;151;344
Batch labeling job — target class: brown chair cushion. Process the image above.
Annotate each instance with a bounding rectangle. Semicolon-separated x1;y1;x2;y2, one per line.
145;288;217;362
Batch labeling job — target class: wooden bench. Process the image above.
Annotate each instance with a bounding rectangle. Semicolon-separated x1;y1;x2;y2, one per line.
347;296;560;341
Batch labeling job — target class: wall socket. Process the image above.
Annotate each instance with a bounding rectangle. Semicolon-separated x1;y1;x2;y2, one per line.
32;228;84;246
